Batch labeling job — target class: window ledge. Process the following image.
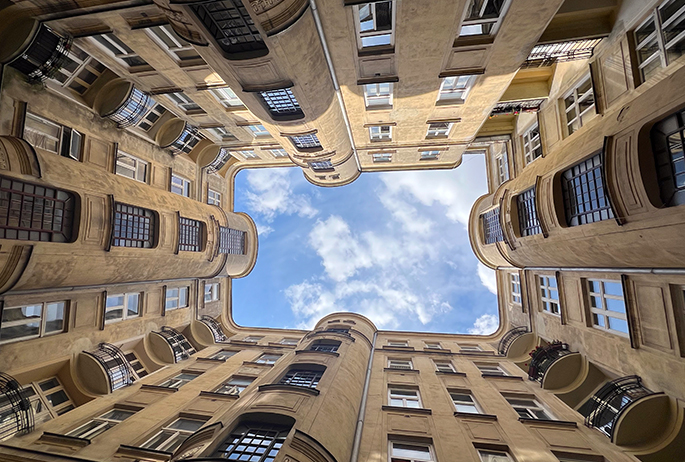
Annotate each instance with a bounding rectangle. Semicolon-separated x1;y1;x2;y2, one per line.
39;432;90;448
226;340;261;346
458;351;495;356
258;384;320;396
382;405;432;415
518;417;578;428
140;384;179;393
423;348;453;354
381;346;416;352
454;412;498;421
117;444;172;461
436;371;466;377
295;350;340;357
196;357;226;363
384;368;419;373
199;390;240;400
242;361;274;368
268;342;297;348
358;45;395;57
480;374;523;380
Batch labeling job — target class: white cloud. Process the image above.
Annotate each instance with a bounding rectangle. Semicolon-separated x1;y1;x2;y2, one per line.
309;216;373;282
468;314;499;335
244;168;317;222
477;263;497;294
255;223;274;237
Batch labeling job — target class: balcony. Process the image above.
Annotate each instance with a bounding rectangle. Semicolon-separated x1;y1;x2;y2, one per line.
79;343;135;394
0;372;33;440
522;38;603;68
192;315;228;345
491;99;545;117
528;342;582;390
149;326;197;363
497;326;529;355
2;22;72;83
156;120;202;156
94;80;154;128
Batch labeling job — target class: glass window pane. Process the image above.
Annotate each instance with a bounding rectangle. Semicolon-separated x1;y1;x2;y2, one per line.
609;317;629;333
127;294;139;316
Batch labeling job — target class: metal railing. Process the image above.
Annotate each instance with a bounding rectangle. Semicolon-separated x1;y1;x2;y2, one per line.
0;372;33;440
522;38;604;68
157;326;197;363
199;316;228;342
84;343;135;392
491;99;546;117
497;326;529;355
103;86;154;128
527;342;573;382
8;23;72;83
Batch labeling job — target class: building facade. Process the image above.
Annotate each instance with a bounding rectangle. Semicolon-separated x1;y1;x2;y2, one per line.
0;0;685;461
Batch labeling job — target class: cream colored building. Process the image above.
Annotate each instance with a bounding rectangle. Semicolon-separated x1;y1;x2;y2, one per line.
1;0;685;461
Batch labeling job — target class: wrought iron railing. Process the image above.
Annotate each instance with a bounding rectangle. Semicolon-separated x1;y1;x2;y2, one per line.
0;372;33;440
491;99;546;117
584;376;655;439
199;316;228;342
527;342;573;382
162;123;201;156
84;343;135;392
206;147;231;174
8;23;72;83
497;326;529;355
103;86;154;128
522;38;604;68
157;326;197;363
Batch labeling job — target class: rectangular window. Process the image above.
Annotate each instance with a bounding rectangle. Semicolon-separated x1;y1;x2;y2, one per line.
478;450;513;462
171;174;191;197
24;112;82;160
125;352;148;378
372;152;392;163
424;342;441;349
561;153;614;226
210;87;243;107
115;151;148;183
211;350;237;361
460;344;482;352
451;392;481;414
246;124;270;138
136;103;166;132
522;122;542;164
208;188;221;206
259;88;303;119
310;160;334;171
388;388;421;408
206;127;232;142
147;25;203;65
539;275;560;315
289;133;322;150
496;150;510;184
178;217;203;252
634;2;685;83
387;359;413;370
112;202;155;248
92;33;148;68
165;286;189;311
218;227;246;255
310;340;340;352
355;1;395;49
420;150;441;160
204;282;219;302
0;301;66;344
67;408;136;439
364;83;393;108
216;423;289;461
215;376;254;395
587;279;628;336
159;372;201;389
269;148;288;158
434;361;455;373
652;109;685;205
280;338;299;345
29;377;74;419
563;75;596;136
516;187;542;237
166;92;201;113
243;336;263;343
426;122;452;137
481;208;504;244
105;293;140;323
141;417;206;453
459;0;510;37
477;364;508;376
506;397;553;420
49;43;106;95
438;75;476;103
255;354;281;365
279;369;323;388
511;273;521;304
390;442;435;462
387;340;408;347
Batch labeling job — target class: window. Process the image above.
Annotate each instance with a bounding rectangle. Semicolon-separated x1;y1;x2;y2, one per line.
390;442;434;462
218;227;246;255
136;103;166;132
289;133;322;150
23;377;74;421
115;151;147;183
388;340;408;347
247;124;270;137
167;124;202;156
587;279;628;336
50;43;106;95
426;122;452;137
178;217;203;252
478;450;513;462
208;188;221;206
434;361;455;373
105;293;140;323
280;338;299;345
167;92;201;113
364;83;393;108
23;112;82;160
477;364;508;376
92;33;148;68
522;122;542;164
496;150;510;184
563;75;596;136
85;343;135;391
651;109;685;205
451;392;481;414
420;150;441;160
67;408;136;439
516;187;542;236
269;148;288;158
372;152;392;162
157;326;197;362
0;176;76;242
215;422;289;462
506;397;553;420
243;336;263;343
511;273;521;304
204;282;219;302
561;153;614;226
539;276;560;315
370;125;392;141
147;25;203;64
165;286;189;311
208;127;234;142
0;301;66;344
388;388;421;408
309;340;341;352
171;174;191;197
634;1;685;83
459;0;510;37
142;417;206;453
326;327;349;334
438;75;476;103
460;344;482;352
112;202;155;248
279;367;324;389
125;352;148;378
481;208;504;244
259;88;304;120
210;87;243;107
424;342;441;349
355;1;395;49
215;376;254;395
255;354;281;365
387;359;413;370
159;372;201;389
310;160;334;172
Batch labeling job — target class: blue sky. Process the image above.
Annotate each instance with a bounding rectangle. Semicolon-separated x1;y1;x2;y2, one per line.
231;154;499;334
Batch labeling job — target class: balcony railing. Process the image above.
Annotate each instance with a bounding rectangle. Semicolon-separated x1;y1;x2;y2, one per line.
497;326;529;355
84;343;135;392
0;372;33;440
157;326;197;363
491;99;545;117
199;316;228;343
8;23;72;83
206;147;231;174
522;38;604;68
584;376;655;439
102;85;154;128
528;342;573;382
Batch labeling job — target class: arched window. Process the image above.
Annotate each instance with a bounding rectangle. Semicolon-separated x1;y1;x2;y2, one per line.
308;340;341;353
214;415;294;461
279;364;325;389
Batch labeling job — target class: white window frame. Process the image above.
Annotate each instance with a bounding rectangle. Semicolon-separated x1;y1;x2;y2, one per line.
563;75;596;136
23;112;82;160
510;273;521;304
280;338;299;345
67;408;135;439
243;336;263;343
246;124;270;137
215;376;254;395
506;396;553;420
135;103;166;132
49;43;105;95
437;75;476;103
387;340;408;347
434;361;455;373
21;377;74;422
92;33;148;69
459;344;482;352
538;275;560;315
209;87;243;107
388;387;422;408
420;150;441;160
232;150;258;160
496;149;510;184
167;92;201;113
204;282;220;302
634;2;685;83
210;350;237;361
0;301;67;344
355;1;396;50
587;279;629;337
146;25;202;65
105;293;141;324
478;450;514;462
372;152;392;163
387;359;413;370
165;286;189;311
364;82;393;108
459;0;512;37
426;122;453;137
451;391;482;414
269;148;288;158
158;372;200;389
424;342;442;349
141;417;206;452
207;126;233;141
115;151;148;183
255;354;281;365
522;122;542;165
477;363;508;376
370;125;392;141
389;441;435;462
171;174;191;197
208;188;221;206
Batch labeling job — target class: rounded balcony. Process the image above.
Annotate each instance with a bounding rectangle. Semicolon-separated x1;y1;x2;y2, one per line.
196;145;233;175
498;326;535;360
93;79;154;128
156;119;202;156
190;316;228;347
147;326;197;364
528;342;582;390
77;343;135;395
0;372;34;440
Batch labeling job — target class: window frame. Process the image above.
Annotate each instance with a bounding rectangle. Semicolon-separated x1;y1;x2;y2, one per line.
146;24;204;65
0;301;67;344
158;371;201;389
255;353;281;365
67;407;136;440
23;111;83;161
246;124;270;138
387;359;413;370
538;275;560;315
437;75;477;103
171;173;191;197
48;43;106;96
506;396;554;420
369;125;393;141
141;416;207;453
450;391;482;414
388;387;422;408
214;376;254;395
364;82;393;108
104;292;141;324
477;363;508;376
389;441;436;462
204;282;220;302
586;279;629;337
510;273;522;304
354;1;396;51
207;188;221;206
516;187;543;237
562;74;596;137
522;121;542;165
164;286;189;311
115;150;148;183
166;92;201;113
561;152;615;226
478;449;514;462
91;33;149;70
209;87;243;107
633;2;685;84
459;0;512;38
111;202;156;248
420;150;441;160
426;122;453;138
434;360;455;373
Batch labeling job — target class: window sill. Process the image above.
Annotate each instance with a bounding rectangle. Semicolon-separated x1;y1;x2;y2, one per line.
268;342;297;348
423;348;453;354
480;374;523;381
452;35;495;47
358;45;395;57
196;357;226;363
258;384;320;396
140;384;179;393
518;417;577;428
199;390;240;400
436;371;466;377
381;345;416;352
39;432;91;448
226;340;261;346
295;350;340;357
242;361;274;368
454;412;498;421
384;368;419;373
458;350;495;356
435;99;465;107
117;444;172;461
382;405;432;415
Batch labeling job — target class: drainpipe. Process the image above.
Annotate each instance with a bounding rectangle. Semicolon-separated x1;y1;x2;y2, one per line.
350;331;377;462
308;0;362;172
